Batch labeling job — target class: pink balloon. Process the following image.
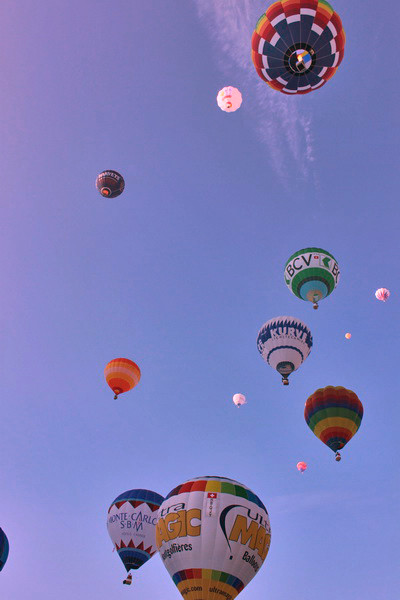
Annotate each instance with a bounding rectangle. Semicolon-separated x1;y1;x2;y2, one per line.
297;462;307;473
375;288;390;302
232;393;246;407
217;87;242;112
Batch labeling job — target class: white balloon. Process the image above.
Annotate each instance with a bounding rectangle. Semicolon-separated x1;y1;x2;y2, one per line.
233;393;246;407
257;316;312;385
107;489;163;578
217;86;242;112
155;476;270;600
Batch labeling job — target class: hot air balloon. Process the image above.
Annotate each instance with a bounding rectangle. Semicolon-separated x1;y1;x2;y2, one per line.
375;288;390;302
297;462;307;473
233;393;246;407
96;170;125;198
107;489;164;584
0;528;9;572
251;1;345;95
284;248;340;309
345;333;351;340
304;386;363;461
155;476;271;600
217;87;242;112
104;358;141;399
257;316;312;385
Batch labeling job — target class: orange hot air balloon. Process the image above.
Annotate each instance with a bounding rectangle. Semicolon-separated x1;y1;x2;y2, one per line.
297;462;307;473
104;358;141;399
345;333;351;339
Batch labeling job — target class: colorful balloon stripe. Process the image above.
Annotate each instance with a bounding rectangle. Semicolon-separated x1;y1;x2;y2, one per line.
172;568;244;599
109;489;163;512
165;477;267;512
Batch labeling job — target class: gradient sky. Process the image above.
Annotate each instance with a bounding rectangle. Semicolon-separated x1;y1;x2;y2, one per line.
0;0;399;598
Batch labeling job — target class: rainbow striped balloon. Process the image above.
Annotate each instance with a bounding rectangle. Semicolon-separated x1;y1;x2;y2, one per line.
104;358;141;399
305;386;363;461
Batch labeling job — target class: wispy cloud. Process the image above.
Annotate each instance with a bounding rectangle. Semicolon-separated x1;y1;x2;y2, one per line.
194;0;316;183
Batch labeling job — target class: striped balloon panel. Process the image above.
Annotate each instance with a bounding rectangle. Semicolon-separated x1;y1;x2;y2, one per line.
251;0;345;95
109;489;164;514
104;358;141;395
173;568;244;600
0;528;9;571
305;386;363;453
166;476;267;512
292;268;335;301
117;544;155;571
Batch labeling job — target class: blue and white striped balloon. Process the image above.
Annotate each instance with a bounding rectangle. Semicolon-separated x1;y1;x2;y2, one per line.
257;316;313;385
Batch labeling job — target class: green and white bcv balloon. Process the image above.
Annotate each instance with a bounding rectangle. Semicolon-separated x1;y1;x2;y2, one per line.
284;247;340;309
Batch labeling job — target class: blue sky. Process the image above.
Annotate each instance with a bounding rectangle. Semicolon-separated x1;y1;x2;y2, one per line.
0;0;398;598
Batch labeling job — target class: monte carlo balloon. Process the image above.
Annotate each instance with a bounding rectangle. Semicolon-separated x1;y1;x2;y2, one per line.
107;489;164;584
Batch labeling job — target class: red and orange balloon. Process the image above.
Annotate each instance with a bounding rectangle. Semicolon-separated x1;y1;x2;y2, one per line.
104;358;141;399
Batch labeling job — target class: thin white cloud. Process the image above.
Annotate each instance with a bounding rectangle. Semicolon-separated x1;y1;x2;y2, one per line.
194;0;316;183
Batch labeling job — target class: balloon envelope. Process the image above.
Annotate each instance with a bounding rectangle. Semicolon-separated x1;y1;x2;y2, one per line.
375;288;390;302
104;358;141;398
0;528;9;572
232;393;246;407
345;333;351;339
284;248;340;308
257;316;312;384
297;462;307;473
96;170;125;198
217;87;242;112
155;476;271;600
251;1;345;95
107;489;164;576
304;386;363;457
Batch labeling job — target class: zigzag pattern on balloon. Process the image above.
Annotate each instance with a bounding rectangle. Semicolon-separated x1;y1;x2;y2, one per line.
257;317;313;351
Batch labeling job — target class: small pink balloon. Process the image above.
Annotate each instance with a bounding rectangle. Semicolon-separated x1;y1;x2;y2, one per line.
297;462;307;473
217;86;242;112
375;288;390;302
233;393;246;407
